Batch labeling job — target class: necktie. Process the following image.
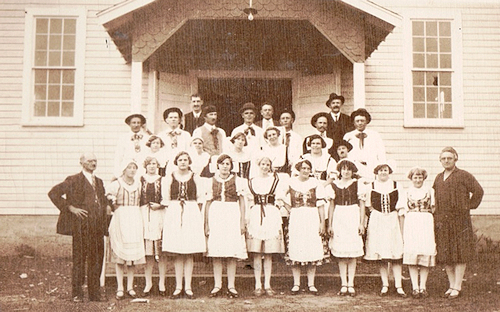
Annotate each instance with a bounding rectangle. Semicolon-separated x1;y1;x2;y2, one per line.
211;128;219;152
91;175;96;189
169;130;178;148
355;132;367;149
285;132;291;147
131;133;143;152
244;127;255;136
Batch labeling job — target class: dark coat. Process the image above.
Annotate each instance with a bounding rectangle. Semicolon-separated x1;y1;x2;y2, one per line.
326;112;354;145
184;111;204;135
48;172;108;236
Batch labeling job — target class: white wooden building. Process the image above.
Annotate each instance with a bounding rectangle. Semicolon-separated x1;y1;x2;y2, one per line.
0;0;498;223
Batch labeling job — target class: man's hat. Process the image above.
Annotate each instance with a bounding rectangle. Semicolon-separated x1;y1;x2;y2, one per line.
124;113;146;125
163;107;183;121
310;112;330;127
239;102;257;115
350;108;372;124
336;139;353;152
325;93;345;107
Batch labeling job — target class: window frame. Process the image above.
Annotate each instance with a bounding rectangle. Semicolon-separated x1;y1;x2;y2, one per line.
403;10;464;128
22;8;86;126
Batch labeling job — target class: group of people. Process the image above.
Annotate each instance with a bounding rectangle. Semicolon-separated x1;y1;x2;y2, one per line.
48;93;484;303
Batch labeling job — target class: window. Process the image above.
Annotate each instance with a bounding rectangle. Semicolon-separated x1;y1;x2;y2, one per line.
22;8;86;126
403;12;463;128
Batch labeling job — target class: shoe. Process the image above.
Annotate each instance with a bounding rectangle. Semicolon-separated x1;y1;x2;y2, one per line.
142;288;151;297
396;287;407;298
308;285;319;296
159;290;166;297
291;285;300;295
127;289;137;298
442;288;453;298
419;289;429;299
379;286;389;297
254;288;264;297
171;288;182;299
338;285;348;296
227;288;239;298
347;286;356;297
448;289;460;299
412;289;420;299
115;290;124;300
265;288;276;296
209;287;222;298
72;295;84;303
184;289;195;299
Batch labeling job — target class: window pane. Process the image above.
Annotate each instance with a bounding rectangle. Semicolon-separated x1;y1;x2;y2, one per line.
49;34;62;50
34;70;47;83
413;103;425;118
50;19;62;34
413;53;425;68
49;70;61;84
413;21;424;36
413;72;424;85
47;101;60;116
439;21;451;36
425;72;438;86
427;103;438;118
34;51;47;66
426;21;437;36
34;85;47;100
439;38;451;53
440;54;451;68
63;35;75;50
62;51;75;66
48;51;61;66
426;38;438;52
442;87;452;102
64;19;76;34
413;87;425;101
427;87;438;102
62;85;74;100
62;70;75;84
440;72;451;86
61;102;74;117
34;101;46;116
413;38;424;52
48;85;60;100
35;34;48;50
426;54;438;68
442;104;452;118
36;18;49;34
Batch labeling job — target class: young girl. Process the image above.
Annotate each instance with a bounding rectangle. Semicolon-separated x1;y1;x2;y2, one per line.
246;156;286;296
403;167;436;299
107;160;145;300
328;159;365;297
161;151;206;299
205;154;248;298
139;157;167;296
285;159;326;295
364;161;406;297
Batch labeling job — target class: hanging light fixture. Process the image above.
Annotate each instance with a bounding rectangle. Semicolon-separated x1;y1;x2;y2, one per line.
243;0;257;21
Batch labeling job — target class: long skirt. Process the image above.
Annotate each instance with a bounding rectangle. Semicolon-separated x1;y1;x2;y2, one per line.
364;210;403;261
108;205;146;264
246;204;284;254
403;212;436;267
330;204;364;258
162;200;206;254
286;207;324;265
434;210;475;264
207;201;247;259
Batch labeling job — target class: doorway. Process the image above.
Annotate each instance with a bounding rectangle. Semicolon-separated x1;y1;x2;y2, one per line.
198;78;292;134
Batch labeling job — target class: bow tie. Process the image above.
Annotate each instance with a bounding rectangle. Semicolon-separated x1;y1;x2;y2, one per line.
210;128;219;135
131;133;143;141
355;132;367;149
244;127;255;136
169;129;181;136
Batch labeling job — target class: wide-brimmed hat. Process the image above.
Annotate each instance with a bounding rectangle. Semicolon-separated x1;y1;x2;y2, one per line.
163;107;183;121
310;112;330;127
325;93;345;107
124;113;146;125
239;102;257;115
336;139;353;152
350;108;372;124
373;159;397;175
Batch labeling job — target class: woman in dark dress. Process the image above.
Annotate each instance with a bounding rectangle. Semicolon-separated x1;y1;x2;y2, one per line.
433;147;483;299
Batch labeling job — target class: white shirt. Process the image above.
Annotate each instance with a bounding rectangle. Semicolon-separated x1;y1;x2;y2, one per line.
157;126;192;155
114;130;150;178
231;123;264;151
343;128;386;174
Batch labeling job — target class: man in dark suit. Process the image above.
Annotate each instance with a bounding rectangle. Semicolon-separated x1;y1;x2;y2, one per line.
325;93;354;158
183;93;205;134
255;102;279;129
48;153;109;302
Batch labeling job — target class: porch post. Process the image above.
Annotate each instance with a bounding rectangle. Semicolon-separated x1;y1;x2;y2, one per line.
131;61;143;113
353;62;366;109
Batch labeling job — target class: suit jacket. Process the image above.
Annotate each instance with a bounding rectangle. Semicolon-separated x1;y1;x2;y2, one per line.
326;113;354;145
255;118;280;129
48;172;108;236
184;111;204;135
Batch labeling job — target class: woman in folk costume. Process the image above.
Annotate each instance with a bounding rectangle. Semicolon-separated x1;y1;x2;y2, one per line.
161;151;205;299
227;132;252;179
205;154;248;298
107;159;145;300
139;156;167;297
